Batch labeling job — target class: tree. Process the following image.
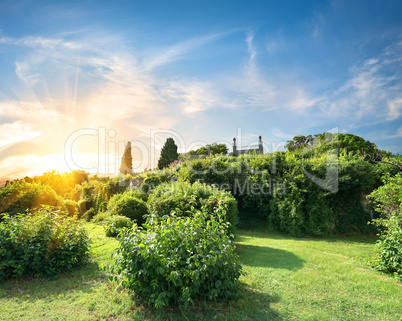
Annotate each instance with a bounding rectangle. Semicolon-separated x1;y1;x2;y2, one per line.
186;143;229;156
120;142;133;174
285;135;313;151
158;138;178;169
285;133;378;155
206;143;228;156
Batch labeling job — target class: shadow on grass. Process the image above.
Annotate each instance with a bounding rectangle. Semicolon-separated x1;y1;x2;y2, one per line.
236;243;305;271
136;283;283;321
0;260;107;301
237;229;377;245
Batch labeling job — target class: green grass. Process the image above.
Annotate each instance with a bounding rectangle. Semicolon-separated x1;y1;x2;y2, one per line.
1;224;401;320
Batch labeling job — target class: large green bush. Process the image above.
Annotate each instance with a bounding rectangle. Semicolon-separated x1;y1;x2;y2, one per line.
147;181;238;233
0;182;64;217
104;215;133;237
110;208;242;308
0;207;90;280
174;151;390;235
138;168;176;193
108;192;148;225
368;174;402;278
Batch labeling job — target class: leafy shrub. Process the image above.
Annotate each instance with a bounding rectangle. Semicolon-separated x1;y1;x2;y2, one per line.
77;182;94;217
370;215;402;278
108;192;148;225
104;215;132;237
110;208;242;308
147;181;238;234
139;169;176;193
369;174;402;278
91;212;109;223
63;199;78;216
368;174;402;217
175;151;389;235
82;208;96;222
0;182;64;217
0;206;90;281
93;194;108;214
129;188;149;202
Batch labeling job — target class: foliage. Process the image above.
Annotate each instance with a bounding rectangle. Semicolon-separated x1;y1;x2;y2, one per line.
186;143;229;156
285;134;314;151
0;206;90;281
2;225;402;320
91;211;109;223
0;182;64;217
174;152;387;235
285;132;377;156
139;168;176;193
370;215;402;278
147;181;238;234
23;170;88;200
110;208;242;308
369;174;402;278
82;208;96;222
108;192;148;225
158;138;178;169
104;215;133;237
63;199;78;216
368;174;402;217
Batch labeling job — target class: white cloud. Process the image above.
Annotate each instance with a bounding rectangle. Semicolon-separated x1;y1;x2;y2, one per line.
2;29;402;179
16;36;82;50
143;32;226;71
0;121;42;150
387;98;402;120
318;41;402;121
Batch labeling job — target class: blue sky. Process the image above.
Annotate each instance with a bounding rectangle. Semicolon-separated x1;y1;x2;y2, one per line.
0;0;401;179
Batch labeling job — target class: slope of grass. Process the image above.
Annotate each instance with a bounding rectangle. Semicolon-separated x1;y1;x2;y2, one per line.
0;224;401;320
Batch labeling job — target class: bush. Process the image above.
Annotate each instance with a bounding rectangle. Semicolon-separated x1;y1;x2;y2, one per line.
108;192;148;225
82;208;96;222
139;169;176;193
147;181;238;234
110;208;242;308
0;182;64;217
0;206;90;281
369;174;402;278
370;215;402;278
63;199;78;216
91;212;109;223
104;215;133;237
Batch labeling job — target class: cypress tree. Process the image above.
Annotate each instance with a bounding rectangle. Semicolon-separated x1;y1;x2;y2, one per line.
158;138;178;169
120;142;133;174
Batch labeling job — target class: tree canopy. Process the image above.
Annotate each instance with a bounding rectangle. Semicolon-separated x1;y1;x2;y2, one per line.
187;143;228;156
285;133;377;155
158;138;178;169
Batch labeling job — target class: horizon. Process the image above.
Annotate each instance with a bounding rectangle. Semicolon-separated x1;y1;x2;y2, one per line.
1;0;402;181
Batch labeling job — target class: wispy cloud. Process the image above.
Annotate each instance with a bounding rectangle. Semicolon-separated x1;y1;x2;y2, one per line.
0;121;42;151
143;32;227;71
387;98;402;120
318;41;402;121
311;9;325;40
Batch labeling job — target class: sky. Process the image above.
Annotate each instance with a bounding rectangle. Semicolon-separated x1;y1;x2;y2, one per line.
0;0;402;181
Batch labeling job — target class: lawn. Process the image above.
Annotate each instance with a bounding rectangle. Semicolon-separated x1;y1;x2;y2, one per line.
0;224;401;320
